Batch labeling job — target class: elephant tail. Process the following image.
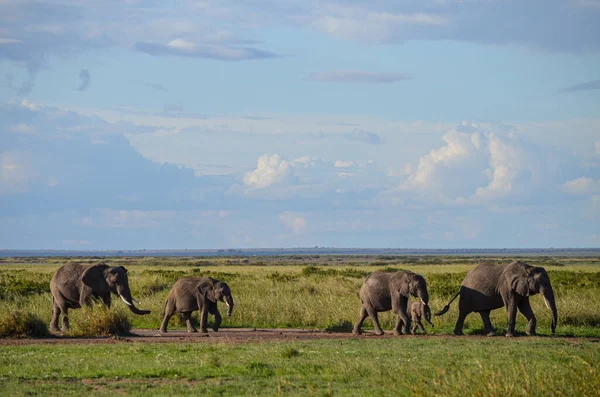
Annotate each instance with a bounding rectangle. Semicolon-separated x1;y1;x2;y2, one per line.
435;290;460;316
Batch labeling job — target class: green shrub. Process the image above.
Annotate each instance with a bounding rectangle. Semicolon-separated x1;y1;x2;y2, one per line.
70;304;132;336
267;272;298;282
0;271;51;298
0;310;49;338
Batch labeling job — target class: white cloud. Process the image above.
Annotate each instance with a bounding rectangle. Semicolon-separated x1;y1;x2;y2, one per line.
563;177;600;195
279;212;307;233
243;154;291;189
0;151;35;195
474;133;526;199
335;160;354;168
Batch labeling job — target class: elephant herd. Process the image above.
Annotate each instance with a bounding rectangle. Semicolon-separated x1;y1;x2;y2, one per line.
49;261;558;337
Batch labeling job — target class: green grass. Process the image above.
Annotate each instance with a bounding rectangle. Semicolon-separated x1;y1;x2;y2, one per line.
0;338;598;396
1;256;599;337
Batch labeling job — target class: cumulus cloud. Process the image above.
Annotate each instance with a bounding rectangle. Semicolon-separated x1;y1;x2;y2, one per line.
135;40;280;60
77;69;90;91
563;177;600;195
243;154;292;189
401;122;540;203
307;70;414;84
279;212;307;233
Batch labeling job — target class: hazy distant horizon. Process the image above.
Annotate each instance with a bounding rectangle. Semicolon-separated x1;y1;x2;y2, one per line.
2;247;599;258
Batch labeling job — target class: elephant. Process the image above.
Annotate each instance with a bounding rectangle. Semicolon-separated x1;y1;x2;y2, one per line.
50;263;151;332
408;300;434;334
436;261;558;337
353;270;430;336
159;277;234;334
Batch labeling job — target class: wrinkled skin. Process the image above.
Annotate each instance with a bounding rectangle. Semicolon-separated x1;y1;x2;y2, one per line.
353;270;430;336
160;277;234;334
437;261;558;337
50;263;151;332
408;301;434;334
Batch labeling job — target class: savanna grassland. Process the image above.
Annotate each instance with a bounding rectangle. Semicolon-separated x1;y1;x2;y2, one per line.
1;255;599;396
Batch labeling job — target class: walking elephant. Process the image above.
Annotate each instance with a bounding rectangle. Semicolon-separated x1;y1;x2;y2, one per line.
436;261;558;336
353;270;430;336
159;277;234;334
50;263;151;332
409;300;434;334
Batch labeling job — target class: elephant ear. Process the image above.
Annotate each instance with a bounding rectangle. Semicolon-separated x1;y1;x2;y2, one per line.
81;264;110;292
503;262;531;296
198;281;217;303
394;272;411;297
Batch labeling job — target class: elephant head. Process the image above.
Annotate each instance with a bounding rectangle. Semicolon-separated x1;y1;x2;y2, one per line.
503;261;557;333
199;280;234;316
81;264;150;315
393;271;430;306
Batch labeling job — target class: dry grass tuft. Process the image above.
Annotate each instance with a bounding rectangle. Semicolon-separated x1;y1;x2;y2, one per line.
70;304;132;336
0;310;49;338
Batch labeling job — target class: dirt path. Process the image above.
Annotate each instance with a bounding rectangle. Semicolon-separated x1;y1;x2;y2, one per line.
2;329;599;346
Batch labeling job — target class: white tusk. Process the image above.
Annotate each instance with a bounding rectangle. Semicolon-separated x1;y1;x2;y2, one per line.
420;297;427;306
225;301;230;308
543;296;551;311
119;295;133;306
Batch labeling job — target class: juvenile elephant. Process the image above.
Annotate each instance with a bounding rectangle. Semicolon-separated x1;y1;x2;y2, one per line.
159;277;234;334
437;261;558;337
353;270;430;336
50;263;151;332
408;301;434;334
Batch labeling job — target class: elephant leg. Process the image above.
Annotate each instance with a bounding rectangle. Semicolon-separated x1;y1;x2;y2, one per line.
50;299;61;332
209;304;222;332
394;310;411;335
479;310;495;336
505;301;518;337
411;322;417;334
352;306;369;335
453;296;470;335
518;299;537;336
199;304;210;334
366;307;384;336
61;305;70;332
182;311;197;333
417;319;427;334
159;299;176;333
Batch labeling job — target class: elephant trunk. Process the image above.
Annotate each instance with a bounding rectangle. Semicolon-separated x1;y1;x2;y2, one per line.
116;285;151;315
418;289;429;306
541;285;557;334
224;294;234;317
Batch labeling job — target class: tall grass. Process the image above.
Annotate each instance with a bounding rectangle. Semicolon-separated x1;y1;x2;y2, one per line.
0;257;599;337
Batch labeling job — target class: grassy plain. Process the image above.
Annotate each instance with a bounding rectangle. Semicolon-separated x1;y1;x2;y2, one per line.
0;255;599;396
1;255;599;336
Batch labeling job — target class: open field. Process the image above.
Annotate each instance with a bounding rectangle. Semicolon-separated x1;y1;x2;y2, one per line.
0;335;599;396
1;255;599;395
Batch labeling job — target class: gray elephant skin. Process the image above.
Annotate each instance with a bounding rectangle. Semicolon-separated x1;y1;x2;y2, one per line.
437;261;558;336
160;277;234;334
353;270;430;336
50;263;151;332
409;301;434;334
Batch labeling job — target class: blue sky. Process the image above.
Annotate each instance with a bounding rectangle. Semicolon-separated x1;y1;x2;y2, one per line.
0;0;599;249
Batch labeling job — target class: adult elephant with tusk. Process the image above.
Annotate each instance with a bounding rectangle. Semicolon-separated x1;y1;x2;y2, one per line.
353;270;430;336
436;261;558;337
159;277;234;334
50;263;151;332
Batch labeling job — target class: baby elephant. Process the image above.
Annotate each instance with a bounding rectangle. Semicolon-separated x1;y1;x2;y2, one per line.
160;277;234;334
408;301;434;334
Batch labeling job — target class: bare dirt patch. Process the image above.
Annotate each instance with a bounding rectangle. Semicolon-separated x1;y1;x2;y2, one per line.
1;328;598;345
